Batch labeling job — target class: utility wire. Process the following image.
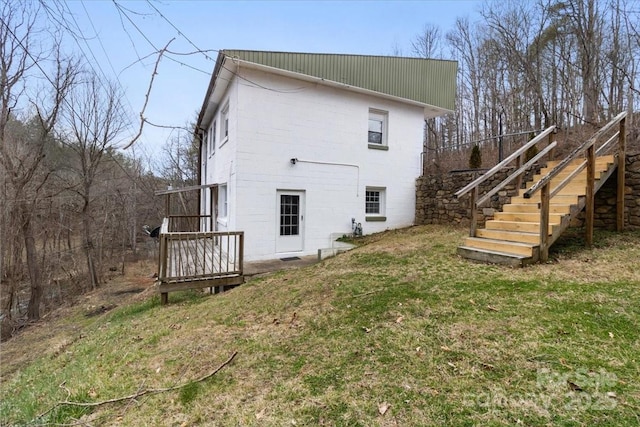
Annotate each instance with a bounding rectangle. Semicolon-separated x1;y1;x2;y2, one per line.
145;0;217;61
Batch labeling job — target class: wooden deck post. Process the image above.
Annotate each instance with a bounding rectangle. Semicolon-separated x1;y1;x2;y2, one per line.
539;183;550;262
238;232;244;274
617;117;626;232
585;144;596;248
161;292;168;305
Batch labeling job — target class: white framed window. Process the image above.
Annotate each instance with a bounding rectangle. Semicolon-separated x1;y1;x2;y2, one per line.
202;131;208;157
209;120;216;155
368;109;388;149
221;103;229;145
365;187;386;221
218;184;228;219
201;132;207;182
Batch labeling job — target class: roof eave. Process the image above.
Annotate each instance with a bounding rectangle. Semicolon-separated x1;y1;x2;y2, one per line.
196;51;231;133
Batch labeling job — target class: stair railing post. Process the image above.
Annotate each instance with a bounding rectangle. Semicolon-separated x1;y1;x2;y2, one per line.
470;186;478;237
540;183;550;263
586;144;596;248
547;127;556;161
515;155;523;191
617;117;626;232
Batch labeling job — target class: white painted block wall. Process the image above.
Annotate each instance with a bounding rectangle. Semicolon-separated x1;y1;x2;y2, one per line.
203;66;424;261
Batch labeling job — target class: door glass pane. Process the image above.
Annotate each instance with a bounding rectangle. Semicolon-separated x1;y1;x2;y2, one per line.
280;195;300;236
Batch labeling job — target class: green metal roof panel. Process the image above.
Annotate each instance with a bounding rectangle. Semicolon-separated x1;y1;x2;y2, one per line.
223;50;456;111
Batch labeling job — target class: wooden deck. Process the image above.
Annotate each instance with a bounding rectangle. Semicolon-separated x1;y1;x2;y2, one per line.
157;217;244;304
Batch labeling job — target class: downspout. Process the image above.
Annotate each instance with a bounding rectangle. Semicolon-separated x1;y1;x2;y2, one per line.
196;129;203;223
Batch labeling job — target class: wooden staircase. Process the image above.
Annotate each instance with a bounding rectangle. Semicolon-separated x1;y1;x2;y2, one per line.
458;155;617;266
455;112;628;267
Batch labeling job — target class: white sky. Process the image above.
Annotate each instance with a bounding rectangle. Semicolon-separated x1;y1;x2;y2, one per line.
60;0;482;164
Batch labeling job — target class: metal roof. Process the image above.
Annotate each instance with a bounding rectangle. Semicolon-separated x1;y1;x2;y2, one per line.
197;50;457;131
223;50;456;111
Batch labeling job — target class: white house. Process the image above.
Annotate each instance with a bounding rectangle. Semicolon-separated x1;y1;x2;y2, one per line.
196;50;456;261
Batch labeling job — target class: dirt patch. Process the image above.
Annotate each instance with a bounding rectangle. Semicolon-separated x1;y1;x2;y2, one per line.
84;304;117;317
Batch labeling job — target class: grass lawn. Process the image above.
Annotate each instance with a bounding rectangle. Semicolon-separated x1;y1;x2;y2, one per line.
1;225;639;426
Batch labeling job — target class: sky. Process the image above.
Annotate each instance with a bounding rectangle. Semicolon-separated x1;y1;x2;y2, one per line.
59;0;483;163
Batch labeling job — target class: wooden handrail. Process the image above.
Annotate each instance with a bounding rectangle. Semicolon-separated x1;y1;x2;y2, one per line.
523;112;626;199
596;131;620;156
476;141;557;207
455;125;557;198
549;159;587;199
167;214;212;218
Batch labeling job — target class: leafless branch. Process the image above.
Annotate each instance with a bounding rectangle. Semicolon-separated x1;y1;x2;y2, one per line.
37;351;237;419
121;38;174;150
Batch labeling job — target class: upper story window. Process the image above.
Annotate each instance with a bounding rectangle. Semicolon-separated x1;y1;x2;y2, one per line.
368;109;388;150
221;103;229;144
202;131;208;157
210;120;217;155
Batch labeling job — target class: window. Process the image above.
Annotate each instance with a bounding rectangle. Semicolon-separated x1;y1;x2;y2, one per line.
210;121;216;155
368;109;388;149
202;131;208;157
218;184;227;218
365;187;386;221
221;103;229;143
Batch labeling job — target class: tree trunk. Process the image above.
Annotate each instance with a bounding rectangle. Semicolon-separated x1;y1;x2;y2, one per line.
83;204;99;290
22;204;43;320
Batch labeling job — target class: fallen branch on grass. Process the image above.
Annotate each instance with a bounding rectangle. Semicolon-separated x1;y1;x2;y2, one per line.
37;351;237;419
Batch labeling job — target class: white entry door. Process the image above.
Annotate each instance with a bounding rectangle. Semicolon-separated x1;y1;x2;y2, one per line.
276;190;305;253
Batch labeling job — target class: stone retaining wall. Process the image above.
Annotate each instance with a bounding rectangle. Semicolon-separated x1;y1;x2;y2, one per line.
415;154;640;230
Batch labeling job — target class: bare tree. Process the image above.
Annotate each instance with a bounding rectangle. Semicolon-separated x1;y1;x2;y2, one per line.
159;124;199;216
62;75;127;290
412;23;443;59
0;0;77;321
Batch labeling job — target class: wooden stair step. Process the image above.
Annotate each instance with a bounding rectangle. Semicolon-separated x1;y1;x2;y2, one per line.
475;229;540;244
485;220;555;234
545;155;615;168
463;237;536;257
493;212;563;223
457;246;534;267
510;194;580;205
503;204;572;214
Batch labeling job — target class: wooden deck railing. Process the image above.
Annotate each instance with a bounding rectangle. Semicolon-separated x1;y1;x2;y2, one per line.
167;215;214;233
523;112;627;261
157;216;244;304
454;125;558;236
